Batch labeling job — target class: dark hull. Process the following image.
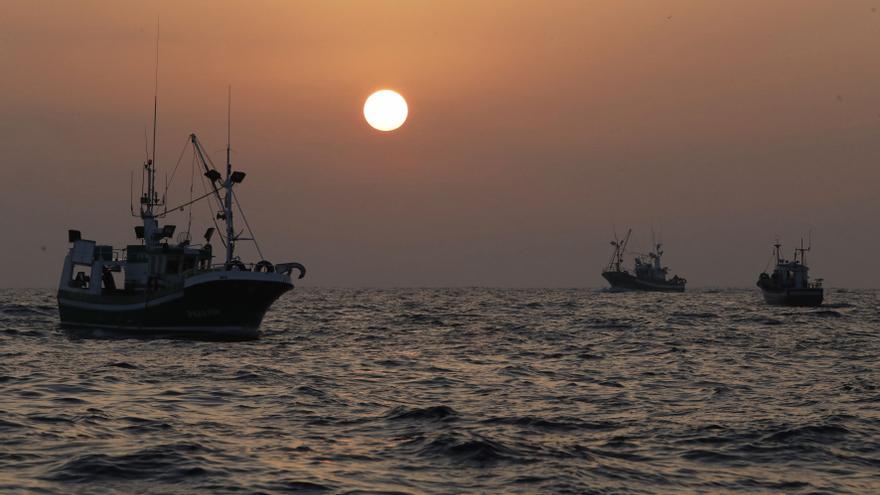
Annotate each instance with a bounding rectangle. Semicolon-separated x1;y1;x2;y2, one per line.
57;278;292;339
759;287;823;307
601;271;686;292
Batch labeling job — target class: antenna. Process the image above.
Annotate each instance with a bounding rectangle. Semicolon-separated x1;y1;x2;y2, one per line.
141;17;160;218
130;171;135;216
227;85;232;155
135;17;162;248
152;18;159;168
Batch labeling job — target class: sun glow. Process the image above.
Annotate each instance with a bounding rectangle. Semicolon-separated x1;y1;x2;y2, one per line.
363;90;408;132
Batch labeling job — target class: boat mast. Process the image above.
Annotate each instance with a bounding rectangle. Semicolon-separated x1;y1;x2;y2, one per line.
224;86;235;264
653;242;663;269
795;238;809;265
141;19;161;248
609;228;631;271
186;91;247;268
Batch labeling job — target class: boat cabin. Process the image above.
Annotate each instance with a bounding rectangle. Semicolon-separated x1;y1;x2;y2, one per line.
60;229;213;295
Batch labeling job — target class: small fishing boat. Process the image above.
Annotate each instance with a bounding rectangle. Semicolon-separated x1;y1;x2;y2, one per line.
756;241;823;306
57;88;304;338
601;229;687;292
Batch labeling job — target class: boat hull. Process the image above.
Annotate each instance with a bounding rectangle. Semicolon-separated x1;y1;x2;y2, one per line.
57;272;292;339
759;287;823;307
601;271;686;292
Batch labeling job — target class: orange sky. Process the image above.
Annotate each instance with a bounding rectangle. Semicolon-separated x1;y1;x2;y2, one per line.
2;1;879;287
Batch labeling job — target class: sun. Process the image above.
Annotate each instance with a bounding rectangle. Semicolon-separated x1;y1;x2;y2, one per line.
363;89;408;132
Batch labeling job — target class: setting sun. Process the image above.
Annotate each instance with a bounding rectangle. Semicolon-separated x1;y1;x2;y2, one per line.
363;89;408;132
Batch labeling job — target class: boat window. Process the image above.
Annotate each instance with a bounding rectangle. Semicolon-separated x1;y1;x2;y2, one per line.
70;264;91;289
102;266;125;291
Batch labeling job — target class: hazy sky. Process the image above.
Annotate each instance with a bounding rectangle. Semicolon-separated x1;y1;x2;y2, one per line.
2;1;879;288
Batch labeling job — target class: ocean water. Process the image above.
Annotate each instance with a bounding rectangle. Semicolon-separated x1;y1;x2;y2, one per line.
1;288;879;494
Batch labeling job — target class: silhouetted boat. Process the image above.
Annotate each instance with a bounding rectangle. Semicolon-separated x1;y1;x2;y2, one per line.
757;240;823;306
57;87;304;338
601;229;686;292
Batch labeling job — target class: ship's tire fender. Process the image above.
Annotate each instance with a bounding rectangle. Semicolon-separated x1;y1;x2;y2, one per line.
255;260;275;273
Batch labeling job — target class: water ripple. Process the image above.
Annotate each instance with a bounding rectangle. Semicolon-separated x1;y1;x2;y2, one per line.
0;288;878;494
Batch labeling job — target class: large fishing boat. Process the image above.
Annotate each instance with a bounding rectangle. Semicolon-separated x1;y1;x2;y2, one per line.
756;241;823;306
601;229;687;292
57;92;304;338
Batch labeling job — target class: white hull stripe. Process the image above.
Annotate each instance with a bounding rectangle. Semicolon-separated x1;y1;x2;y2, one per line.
58;292;184;311
184;270;291;288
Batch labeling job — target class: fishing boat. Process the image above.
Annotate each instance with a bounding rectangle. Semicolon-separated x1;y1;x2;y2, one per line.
601;229;687;292
756;240;823;306
57;89;304;338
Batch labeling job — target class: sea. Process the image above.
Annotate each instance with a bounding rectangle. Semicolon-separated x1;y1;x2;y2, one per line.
1;288;878;494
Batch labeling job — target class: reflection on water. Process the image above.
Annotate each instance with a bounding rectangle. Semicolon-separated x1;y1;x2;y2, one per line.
1;288;879;493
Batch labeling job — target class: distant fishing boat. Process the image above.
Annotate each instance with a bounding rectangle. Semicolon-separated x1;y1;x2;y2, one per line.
756;240;823;306
57;76;304;338
601;229;687;292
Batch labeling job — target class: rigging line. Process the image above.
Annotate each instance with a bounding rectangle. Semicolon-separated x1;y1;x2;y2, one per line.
196;137;221;171
231;190;264;260
163;137;192;200
764;251;775;273
189;135;227;212
155;189;216;218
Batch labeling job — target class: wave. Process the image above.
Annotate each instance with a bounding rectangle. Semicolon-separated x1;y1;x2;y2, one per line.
385;405;458;421
481;415;618;432
0;304;52;316
670;311;719;319
103;361;138;370
810;310;843;318
582;318;634;329
3;287;879;494
680;449;742;463
761;424;851;443
0;418;25;430
45;443;219;483
254;480;334;493
399;432;526;466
